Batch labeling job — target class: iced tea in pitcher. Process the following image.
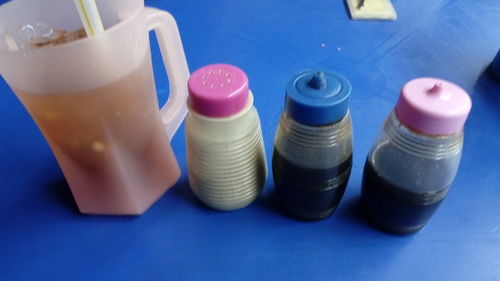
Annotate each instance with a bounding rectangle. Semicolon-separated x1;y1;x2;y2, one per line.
0;0;190;214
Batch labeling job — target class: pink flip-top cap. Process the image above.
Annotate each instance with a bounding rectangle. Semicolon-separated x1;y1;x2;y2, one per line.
395;77;472;135
188;64;249;118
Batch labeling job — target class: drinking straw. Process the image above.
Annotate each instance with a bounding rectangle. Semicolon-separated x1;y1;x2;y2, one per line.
73;0;104;36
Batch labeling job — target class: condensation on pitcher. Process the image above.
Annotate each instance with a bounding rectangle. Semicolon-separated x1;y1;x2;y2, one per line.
5;22;86;50
6;22;56;50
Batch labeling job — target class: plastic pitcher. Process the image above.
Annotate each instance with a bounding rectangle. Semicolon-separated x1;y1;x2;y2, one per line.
0;0;190;215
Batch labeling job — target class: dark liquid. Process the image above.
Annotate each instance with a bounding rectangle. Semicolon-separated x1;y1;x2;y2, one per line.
272;149;352;220
361;160;449;234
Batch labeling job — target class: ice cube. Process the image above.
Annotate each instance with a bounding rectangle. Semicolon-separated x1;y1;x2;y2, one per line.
11;22;56;49
8;22;86;50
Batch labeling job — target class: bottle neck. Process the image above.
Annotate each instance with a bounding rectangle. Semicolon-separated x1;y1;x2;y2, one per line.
279;112;352;147
384;112;463;160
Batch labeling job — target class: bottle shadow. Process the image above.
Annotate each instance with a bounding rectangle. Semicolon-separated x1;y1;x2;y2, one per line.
338;195;393;236
255;188;279;211
254;187;370;226
340;192;430;237
474;67;500;111
254;188;298;221
47;178;81;214
255;188;359;223
256;182;422;237
338;196;367;226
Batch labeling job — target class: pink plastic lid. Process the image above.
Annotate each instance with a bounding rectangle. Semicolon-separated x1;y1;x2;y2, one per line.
395;77;472;135
188;64;249;118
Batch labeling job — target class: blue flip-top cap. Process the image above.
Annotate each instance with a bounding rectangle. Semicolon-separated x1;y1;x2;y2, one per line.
285;70;351;126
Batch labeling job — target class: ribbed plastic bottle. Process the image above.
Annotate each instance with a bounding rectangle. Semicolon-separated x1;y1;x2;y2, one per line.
185;64;267;211
272;70;353;220
361;77;472;234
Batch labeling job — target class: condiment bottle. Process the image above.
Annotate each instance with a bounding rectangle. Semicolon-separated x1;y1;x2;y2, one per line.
185;64;267;211
273;70;353;220
361;78;472;234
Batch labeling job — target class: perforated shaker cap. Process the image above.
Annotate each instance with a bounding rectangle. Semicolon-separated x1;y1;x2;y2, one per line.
285;70;351;126
188;64;249;118
395;77;472;135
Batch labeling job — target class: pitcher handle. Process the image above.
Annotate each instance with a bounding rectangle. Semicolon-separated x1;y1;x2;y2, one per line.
144;8;189;141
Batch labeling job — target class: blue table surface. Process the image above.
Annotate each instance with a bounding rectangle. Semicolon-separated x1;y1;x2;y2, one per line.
1;0;500;280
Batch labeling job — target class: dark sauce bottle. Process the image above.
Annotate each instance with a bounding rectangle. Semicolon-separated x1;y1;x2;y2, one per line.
361;78;471;234
362;159;448;234
273;150;351;219
272;70;353;220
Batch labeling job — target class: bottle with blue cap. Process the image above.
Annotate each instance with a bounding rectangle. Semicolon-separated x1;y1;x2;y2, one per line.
272;70;353;220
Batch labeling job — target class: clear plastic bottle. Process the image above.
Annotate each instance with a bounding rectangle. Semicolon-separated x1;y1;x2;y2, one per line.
362;78;472;234
273;71;353;220
185;64;267;211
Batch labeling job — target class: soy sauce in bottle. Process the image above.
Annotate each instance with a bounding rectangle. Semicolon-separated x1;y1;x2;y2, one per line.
273;70;353;220
361;78;472;234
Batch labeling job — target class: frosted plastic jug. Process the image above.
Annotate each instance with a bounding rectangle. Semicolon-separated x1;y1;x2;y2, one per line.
0;0;190;215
